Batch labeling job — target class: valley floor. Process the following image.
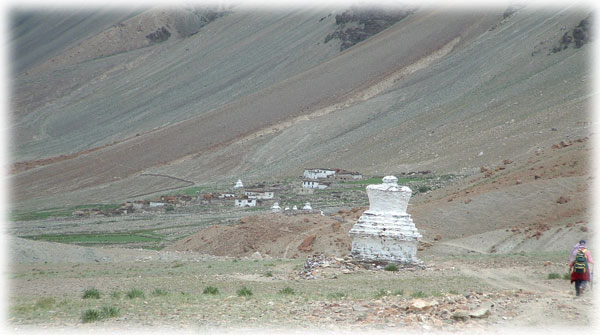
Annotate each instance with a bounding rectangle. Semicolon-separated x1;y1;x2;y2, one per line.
6;250;596;334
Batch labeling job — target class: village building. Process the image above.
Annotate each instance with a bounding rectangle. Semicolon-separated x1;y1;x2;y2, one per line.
298;187;315;195
160;195;178;204
218;193;236;199
303;168;336;179
303;168;362;180
177;195;194;205
335;170;363;180
149;201;166;208
235;197;257;207
244;190;274;199
302;179;330;189
348;176;422;264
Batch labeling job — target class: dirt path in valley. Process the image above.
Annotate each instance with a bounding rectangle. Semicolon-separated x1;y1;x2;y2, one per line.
458;263;594;329
128;173;195;198
460;266;563;293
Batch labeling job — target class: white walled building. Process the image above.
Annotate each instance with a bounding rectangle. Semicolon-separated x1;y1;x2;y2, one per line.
336;170;363;180
302;180;330;189
244;190;274;199
235;198;257;207
303;168;336;179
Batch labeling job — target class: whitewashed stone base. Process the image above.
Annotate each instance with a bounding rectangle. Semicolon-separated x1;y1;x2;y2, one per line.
349;212;421;264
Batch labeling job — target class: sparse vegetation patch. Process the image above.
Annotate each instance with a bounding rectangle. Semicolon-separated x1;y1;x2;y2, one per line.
279;287;295;295
81;309;101;323
547;273;561;280
126;288;145;299
34;297;55;310
82;288;101;299
237;286;253;297
203;286;220;295
327;291;346;299
81;306;120;323
100;306;120;318
151;288;168;297
411;290;427;298
374;288;389;298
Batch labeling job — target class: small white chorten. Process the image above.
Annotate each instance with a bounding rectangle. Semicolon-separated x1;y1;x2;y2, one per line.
234;179;244;189
302;202;312;211
271;202;281;213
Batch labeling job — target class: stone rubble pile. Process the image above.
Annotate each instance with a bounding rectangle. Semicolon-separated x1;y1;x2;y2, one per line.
297;254;359;279
259;289;536;330
325;290;535;330
296;253;426;280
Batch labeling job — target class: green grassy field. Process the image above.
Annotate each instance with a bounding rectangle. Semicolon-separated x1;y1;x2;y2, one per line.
24;232;163;245
11;204;121;221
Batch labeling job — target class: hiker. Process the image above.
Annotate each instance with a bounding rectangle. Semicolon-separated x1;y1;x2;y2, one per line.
569;240;594;296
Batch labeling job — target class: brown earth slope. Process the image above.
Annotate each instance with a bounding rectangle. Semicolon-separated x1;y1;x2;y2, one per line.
165;210;363;259
11;8;504;207
9;6;594;252
166;137;592;258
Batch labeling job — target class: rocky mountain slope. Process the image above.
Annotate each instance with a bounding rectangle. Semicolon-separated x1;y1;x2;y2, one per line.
8;3;594;224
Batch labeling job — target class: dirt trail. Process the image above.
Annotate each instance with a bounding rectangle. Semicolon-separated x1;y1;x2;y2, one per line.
128;173;195;198
457;263;594;329
460;266;563;294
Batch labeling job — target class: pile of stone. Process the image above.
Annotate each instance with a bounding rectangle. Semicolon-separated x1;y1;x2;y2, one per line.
277;289;530;329
297;253;427;280
297;254;360;280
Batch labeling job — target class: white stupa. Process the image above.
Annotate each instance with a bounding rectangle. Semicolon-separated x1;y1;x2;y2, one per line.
292;205;298;211
302;202;312;211
348;176;422;264
271;202;281;213
234;179;244;189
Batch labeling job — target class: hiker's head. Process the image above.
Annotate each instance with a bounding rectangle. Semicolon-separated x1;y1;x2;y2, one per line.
580;240;586;245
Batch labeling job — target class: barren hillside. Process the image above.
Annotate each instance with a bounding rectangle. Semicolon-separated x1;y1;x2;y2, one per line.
9;4;592;209
8;3;594;246
161;136;591;258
